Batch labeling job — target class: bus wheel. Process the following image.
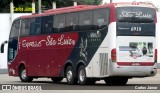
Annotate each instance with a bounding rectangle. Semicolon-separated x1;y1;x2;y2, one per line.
19;66;33;82
104;77;128;85
78;65;87;85
51;77;63;83
66;66;77;85
78;65;96;85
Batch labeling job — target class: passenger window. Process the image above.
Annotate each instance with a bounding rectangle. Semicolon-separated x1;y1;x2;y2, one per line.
93;8;110;29
20;19;30;36
30;18;35;35
10;19;20;38
30;17;41;35
53;14;65;33
66;12;78;31
41;16;53;34
79;11;92;31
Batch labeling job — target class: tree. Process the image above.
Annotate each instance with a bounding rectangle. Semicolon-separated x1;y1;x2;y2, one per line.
0;0;12;13
78;0;102;5
0;0;102;13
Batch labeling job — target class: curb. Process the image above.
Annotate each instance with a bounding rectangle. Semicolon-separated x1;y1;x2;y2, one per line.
0;69;8;74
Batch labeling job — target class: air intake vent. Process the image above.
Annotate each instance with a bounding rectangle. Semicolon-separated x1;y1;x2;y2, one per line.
99;53;108;76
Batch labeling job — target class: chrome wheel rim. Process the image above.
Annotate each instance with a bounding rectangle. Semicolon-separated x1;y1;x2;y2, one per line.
21;69;26;79
67;70;72;81
79;70;85;82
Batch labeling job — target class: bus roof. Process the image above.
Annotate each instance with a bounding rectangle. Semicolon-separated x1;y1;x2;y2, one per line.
20;2;155;19
20;3;113;19
113;2;155;7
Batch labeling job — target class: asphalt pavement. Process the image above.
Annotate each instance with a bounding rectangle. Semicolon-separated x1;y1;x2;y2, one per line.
0;70;160;93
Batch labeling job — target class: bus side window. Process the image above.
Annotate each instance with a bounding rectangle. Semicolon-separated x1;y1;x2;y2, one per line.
66;12;78;32
93;8;110;29
30;18;35;35
53;14;65;33
20;19;30;36
30;17;41;35
41;16;53;34
79;10;92;31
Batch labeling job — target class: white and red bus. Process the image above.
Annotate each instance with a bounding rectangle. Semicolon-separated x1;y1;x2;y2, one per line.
1;2;157;85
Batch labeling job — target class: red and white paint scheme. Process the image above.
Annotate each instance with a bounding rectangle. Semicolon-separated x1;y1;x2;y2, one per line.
1;2;157;85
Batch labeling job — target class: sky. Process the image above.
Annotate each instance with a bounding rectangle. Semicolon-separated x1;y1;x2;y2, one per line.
103;0;159;7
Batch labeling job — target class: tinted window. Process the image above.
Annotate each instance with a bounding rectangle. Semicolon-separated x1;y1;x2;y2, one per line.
116;23;155;36
116;7;155;23
93;8;110;29
79;11;92;30
30;17;41;35
53;14;65;33
8;19;20;62
20;19;30;36
41;16;53;34
10;19;20;38
66;12;78;31
30;18;35;35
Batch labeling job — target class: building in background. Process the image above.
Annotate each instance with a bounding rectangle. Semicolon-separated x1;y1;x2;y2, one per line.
0;2;33;73
0;13;31;72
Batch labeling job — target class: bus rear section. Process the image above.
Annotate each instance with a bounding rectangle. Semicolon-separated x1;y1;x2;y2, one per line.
110;6;157;77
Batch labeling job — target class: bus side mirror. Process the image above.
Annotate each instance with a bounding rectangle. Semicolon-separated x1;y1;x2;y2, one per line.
1;41;8;53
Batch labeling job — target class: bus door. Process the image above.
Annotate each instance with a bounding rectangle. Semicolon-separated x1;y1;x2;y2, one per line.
8;19;20;63
7;19;20;75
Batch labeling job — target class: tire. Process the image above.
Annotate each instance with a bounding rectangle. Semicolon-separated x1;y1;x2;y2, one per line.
19;66;33;82
66;66;77;85
78;65;96;85
104;77;128;86
51;77;63;83
78;65;87;85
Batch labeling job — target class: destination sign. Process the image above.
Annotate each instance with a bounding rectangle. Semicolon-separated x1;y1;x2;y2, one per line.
116;7;155;22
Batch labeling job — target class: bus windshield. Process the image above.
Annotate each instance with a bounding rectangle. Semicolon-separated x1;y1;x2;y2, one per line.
116;7;155;23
